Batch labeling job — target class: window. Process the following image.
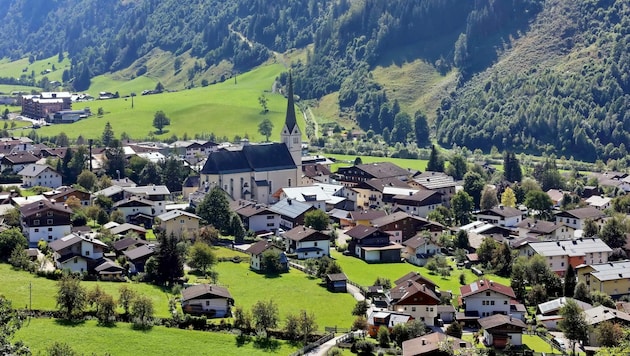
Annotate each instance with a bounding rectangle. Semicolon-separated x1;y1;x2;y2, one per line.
314;242;318;246
504;301;508;305
180;219;185;224
47;219;53;225
490;301;495;306
74;257;78;263
33;219;40;225
85;251;90;256
206;301;210;306
411;307;416;312
34;228;39;232
267;215;274;220
47;211;53;217
486;292;491;296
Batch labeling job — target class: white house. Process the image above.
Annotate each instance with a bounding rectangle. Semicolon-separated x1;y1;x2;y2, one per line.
585;195;612;210
478;314;527;348
244;240;286;272
402;235;439;266
517;238;612;276
181;284;233;318
460;279;516;319
20;199;73;247
554;207;605;230
389;280;440;326
281;226;330;259
48;232;107;273
18;164;62;188
235;204;280;233
474;206;523;228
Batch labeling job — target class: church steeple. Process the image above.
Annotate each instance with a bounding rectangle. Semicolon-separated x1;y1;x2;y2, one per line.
280;72;302;168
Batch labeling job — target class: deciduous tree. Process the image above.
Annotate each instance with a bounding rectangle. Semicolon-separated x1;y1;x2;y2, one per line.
559;299;590;356
304;210;329;231
152;110;170;134
188;242;216;274
251;299;279;337
258;118;273;141
56;273;87;320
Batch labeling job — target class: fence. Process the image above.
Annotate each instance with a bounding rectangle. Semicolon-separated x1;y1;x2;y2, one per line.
288;332;335;356
324;326;349;333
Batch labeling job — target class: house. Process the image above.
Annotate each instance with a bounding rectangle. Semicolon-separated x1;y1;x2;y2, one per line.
555;207;606;230
123;185;171;202
474;206;524;228
516;218;574;240
410;171;457;207
92;185;126;203
585;195;612;210
478;314;527;348
1;152;39;173
18;164;62;188
518;238;613;276
181;284;234;318
301;163;331;185
276;186;330;211
108;223;147;239
546;189;566;207
371;212;445;243
235;204;280;233
94;259;126;281
392;191;443;218
245;240;287;272
389;280;440;326
269;198;317;230
584;306;630;346
156;210;201;238
459;279;516;321
349;209;387;226
44;187;91;207
335;162;410;186
21;92;72;119
402;333;471;356
182;176;200;199
366;310;413;337
123;244;155;274
326;273;348;293
536;297;592;330
281;226;330;259
437;305;456;324
20;199;72;247
351;178;411;209
48;232;107;273
112;236;149;255
113;196;165;227
184;141;219;164
199;79;301;204
346;225;402;263
402;235;440;266
576;261;630;299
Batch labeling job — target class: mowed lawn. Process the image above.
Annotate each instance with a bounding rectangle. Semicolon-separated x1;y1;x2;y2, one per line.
15;318;298;356
330;250;511;299
0;264;174;318
35;63;307;143
326;153;429;173
215;259;356;330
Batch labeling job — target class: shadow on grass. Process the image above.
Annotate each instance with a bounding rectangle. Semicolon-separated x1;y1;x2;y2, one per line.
253;337;281;351
263;273;281;279
235;334;251;347
54;319;86;327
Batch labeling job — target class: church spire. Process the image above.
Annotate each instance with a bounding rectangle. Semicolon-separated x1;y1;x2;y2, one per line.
284;72;297;133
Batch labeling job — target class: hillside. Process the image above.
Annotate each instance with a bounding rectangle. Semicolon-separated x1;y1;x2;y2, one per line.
1;0;629;162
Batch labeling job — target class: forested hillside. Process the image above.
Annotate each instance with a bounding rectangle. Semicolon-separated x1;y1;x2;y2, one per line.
1;0;629;162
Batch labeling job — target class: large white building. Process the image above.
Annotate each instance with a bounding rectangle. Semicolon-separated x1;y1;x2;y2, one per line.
518;238;613;276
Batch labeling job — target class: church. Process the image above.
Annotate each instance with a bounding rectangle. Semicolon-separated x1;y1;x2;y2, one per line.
199;76;302;204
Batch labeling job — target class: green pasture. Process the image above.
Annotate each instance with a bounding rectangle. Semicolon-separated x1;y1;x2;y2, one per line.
326;153;429;173
0;54;71;83
34;63;306;142
0;84;39;95
0;264;173;318
213;258;356;331
15;318;298;356
330;250;511;299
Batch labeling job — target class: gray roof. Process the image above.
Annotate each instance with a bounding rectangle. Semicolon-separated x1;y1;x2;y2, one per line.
93;185;124;197
109;223;147;236
201;143;296;175
524;238;612;257
125;185;170;196
181;284;233;302
156;210;200;222
49;233;106;251
584;305;630;326
18;164;56;177
123;244;155;260
585;261;630;282
537;297;592;315
413;172;456;189
478;314;526;330
269;198;314;219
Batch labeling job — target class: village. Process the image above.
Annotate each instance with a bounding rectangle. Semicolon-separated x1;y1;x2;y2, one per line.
2;84;630;356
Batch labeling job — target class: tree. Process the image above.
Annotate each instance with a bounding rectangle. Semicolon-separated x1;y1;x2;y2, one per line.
297;310;317;345
583;218;599;238
188;242;216;274
196;186;231;233
558;299;590;356
446;154;468;180
564;265;577;298
503;151;522;183
258;94;269;113
160;157;186;192
251;299;279;337
233;306;252;331
153;232;184;286
527;284;547;306
414;110;430;147
510;257;528;301
76;170;97;191
119;285;136;316
391;323;410;347
451;191;474;225
47;342;78;356
56;273;87;320
152;110;171;134
353;157;363;165
524;190;553;219
0;296;30;355
446;321;463;338
480;187;498;210
258;118;273;141
428;205;453;226
573;282;591;303
284;313;300;341
0;228;27;261
391;112;412;143
229;213;246;243
596;321;624;348
477;237;498;264
138;161;162;186
455;230;469;249
304;210;329;231
427;145;444;172
102;122;115;147
155;82;164;93
67;146;89;184
377;325;390;347
130;295;154;329
56;132;69;147
463;171;485;208
352;300;369;316
600;216;627;249
261;250;283;275
9;246;31;271
95;292;116;326
501;187;517;207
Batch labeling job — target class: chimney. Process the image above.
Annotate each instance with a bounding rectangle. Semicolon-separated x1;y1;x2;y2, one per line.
407;280;412;287
421;339;426;346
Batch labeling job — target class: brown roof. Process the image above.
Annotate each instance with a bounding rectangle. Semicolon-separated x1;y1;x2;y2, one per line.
358;177;411;192
402;236;435;249
555;207;605;220
402;333;471;356
370;211;411;226
245;240;279;255
19;199;72;218
302;164;331;178
477;206;522;218
394;272;438;290
390;280;440;305
2;152;38;164
112;237;149;251
478;314;526;330
460;279;516;299
356;162;410;179
345;225;381;240
283;226;329;242
326;273;347;282
123;244;155;261
349;210;387;222
181;284;233;302
393;190;442;204
236;204;276;218
516;218;567;234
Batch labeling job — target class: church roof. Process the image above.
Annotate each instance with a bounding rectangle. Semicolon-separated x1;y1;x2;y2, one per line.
200;143;296;175
284;73;298;133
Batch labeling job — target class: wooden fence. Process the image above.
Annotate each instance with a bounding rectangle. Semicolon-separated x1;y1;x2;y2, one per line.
288;332;335;356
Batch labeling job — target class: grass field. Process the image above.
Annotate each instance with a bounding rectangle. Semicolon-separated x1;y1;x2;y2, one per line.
15;318;298;356
214;258;356;330
0;54;71;84
325;153;429;173
330;250;511;300
0;264;174;318
33;63;307;143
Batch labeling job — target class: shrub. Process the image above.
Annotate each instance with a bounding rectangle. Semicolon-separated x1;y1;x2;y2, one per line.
354;340;375;354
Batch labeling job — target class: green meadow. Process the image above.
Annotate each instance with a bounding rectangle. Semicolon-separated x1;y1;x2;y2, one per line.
33;63;306;142
0;54;71;84
326;153;429;173
15;318;298;356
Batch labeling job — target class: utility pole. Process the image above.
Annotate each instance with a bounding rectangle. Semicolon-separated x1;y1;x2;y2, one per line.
88;139;93;172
